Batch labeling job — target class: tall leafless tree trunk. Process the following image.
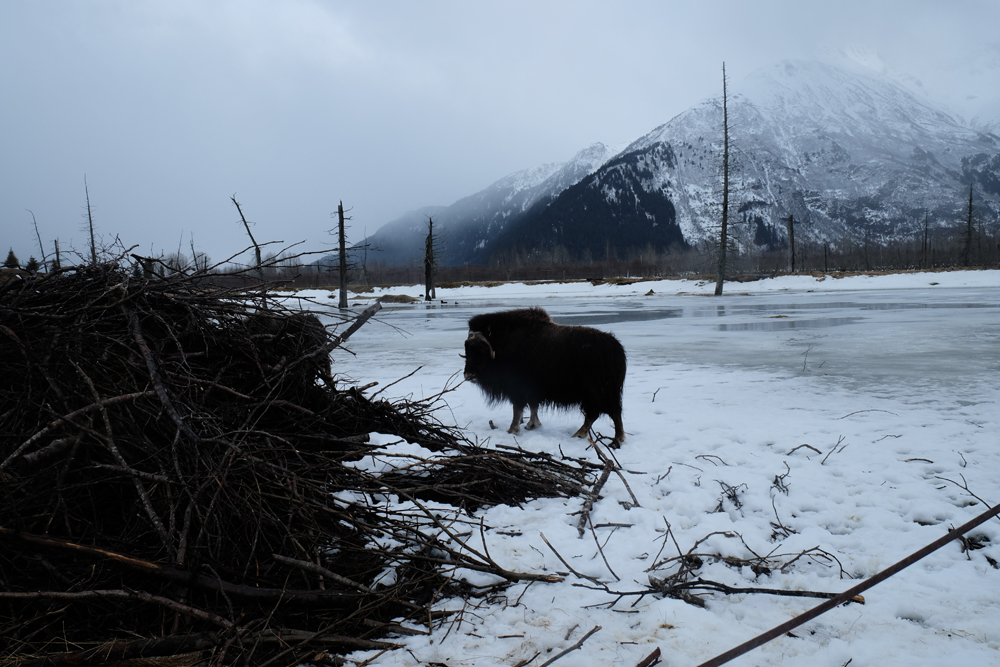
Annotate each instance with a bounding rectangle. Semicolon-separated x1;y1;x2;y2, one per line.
337;201;348;309
27;209;47;272
963;184;974;267
424;216;436;301
231;196;262;275
714;63;731;297
921;211;929;269
85;176;97;264
786;214;796;273
864;220;872;271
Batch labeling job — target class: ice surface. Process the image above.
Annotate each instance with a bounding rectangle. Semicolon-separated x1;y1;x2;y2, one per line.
301;270;1000;666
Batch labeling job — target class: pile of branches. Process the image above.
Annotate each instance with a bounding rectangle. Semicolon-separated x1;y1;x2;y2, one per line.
0;260;591;666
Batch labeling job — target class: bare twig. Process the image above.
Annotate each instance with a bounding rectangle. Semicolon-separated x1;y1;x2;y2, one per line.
538;625;602;667
837;409;897;420
588;517;620;581
578;461;613;538
540;532;602;584
821;436;847;465
371;365;424;399
697;454;728;466
593;441;640;507
935;475;1000;527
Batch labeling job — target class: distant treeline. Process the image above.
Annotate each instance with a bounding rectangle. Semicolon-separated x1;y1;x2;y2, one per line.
203;222;1000;289
6;212;997;289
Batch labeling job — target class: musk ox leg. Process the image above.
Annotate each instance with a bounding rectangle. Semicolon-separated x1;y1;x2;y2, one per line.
572;409;598;440
507;404;524;435
525;403;542;430
610;409;626;449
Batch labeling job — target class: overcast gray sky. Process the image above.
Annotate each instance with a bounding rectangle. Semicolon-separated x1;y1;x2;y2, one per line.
3;0;999;267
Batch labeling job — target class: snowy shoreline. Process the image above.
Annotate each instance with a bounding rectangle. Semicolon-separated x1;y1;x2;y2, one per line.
327;268;1000;304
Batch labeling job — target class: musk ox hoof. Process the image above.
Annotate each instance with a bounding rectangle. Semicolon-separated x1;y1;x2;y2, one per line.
571;428;589;439
507;425;520;435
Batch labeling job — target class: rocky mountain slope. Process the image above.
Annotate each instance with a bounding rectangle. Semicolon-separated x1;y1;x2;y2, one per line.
359;143;620;267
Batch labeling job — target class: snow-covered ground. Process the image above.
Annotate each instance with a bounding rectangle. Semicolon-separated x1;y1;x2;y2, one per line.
302;270;1000;666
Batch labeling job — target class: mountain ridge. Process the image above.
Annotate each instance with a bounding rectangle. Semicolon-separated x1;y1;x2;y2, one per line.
359;56;1000;267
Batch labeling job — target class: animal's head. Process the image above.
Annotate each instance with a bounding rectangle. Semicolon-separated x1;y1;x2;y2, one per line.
461;331;494;383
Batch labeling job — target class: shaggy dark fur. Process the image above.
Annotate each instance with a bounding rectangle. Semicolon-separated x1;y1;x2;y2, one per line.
463;307;626;446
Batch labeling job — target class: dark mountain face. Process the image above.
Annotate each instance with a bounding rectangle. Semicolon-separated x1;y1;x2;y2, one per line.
357;144;619;267
473;143;688;263
963;152;1000;197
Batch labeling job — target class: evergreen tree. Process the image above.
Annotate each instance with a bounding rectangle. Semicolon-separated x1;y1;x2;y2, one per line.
25;256;39;272
4;248;19;269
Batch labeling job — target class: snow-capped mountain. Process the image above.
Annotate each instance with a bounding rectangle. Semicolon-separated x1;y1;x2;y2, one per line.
621;56;998;246
476;56;999;263
359;142;621;266
364;55;1000;267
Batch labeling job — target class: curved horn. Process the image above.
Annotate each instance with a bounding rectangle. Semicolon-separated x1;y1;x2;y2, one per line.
467;331;495;359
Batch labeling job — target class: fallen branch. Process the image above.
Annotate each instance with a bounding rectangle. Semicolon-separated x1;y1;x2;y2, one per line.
0;527;360;605
587;517;620;582
650;577;865;603
538;625;601;667
0;589;233;629
331;300;383;348
128;310;200;441
540;532;602;584
11;632;220;667
1;392;154;472
636;647;662;667
577;461;613;538
592;441;640;507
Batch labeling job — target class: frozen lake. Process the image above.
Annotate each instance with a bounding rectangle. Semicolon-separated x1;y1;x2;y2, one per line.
333;283;1000;395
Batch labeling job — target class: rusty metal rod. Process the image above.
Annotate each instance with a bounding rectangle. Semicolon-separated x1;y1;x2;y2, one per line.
696;499;1000;667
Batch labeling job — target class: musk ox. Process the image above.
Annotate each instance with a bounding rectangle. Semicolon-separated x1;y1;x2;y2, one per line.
462;307;626;446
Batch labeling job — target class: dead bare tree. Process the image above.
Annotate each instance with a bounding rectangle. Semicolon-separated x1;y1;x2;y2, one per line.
188;234;210;273
336;201;349;309
26;210;47;272
425;216;437;301
230;195;262;275
962;183;975;267
84;175;97;264
714;63;731;297
922;210;930;269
